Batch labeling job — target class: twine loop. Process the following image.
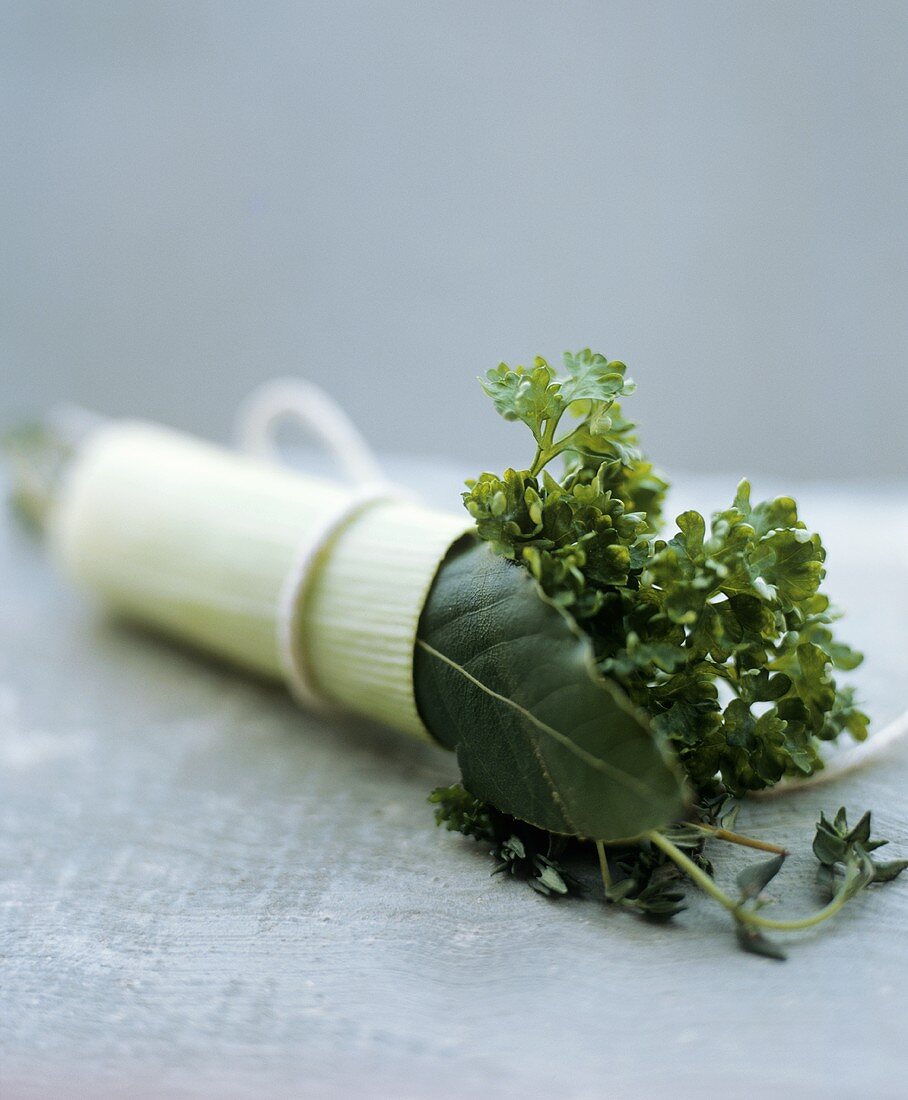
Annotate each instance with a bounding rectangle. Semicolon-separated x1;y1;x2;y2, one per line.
235;378;406;710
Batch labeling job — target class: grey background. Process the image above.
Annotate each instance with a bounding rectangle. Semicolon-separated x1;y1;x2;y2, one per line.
2;1;907;481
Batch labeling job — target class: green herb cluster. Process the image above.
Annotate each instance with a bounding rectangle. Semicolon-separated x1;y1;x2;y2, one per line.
428;785;575;897
431;782;906;960
465;350;868;796
423;350;904;960
689;805;906;961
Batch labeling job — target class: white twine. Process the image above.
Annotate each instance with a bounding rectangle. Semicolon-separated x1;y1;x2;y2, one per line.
235;377;406;710
236;377;386;486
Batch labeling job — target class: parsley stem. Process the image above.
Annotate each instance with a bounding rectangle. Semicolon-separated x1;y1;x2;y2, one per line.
529;414;566;476
646;830;853;934
595;840;612;895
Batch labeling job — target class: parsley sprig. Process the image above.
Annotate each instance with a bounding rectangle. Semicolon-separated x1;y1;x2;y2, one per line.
465;350;868;795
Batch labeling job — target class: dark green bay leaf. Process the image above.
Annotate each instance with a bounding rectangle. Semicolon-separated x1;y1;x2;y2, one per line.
414;539;688;841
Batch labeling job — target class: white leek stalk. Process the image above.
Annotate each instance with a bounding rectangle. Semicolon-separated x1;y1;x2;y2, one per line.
50;421;468;741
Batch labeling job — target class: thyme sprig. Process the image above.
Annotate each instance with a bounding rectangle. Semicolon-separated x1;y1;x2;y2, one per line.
431;785;905;958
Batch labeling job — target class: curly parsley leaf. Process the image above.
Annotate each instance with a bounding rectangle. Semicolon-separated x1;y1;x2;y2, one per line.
479;352;639;478
467;351;868;798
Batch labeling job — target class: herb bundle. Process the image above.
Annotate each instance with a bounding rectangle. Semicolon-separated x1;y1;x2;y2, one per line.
416;351;903;958
5;353;904;961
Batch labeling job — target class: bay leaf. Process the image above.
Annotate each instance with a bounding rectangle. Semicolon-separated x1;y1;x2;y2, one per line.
414;539;688;841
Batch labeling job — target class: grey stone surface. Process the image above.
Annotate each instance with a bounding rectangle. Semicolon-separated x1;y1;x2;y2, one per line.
2;461;908;1098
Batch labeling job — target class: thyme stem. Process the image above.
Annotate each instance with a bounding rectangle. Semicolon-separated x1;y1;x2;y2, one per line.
646;830;854;933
